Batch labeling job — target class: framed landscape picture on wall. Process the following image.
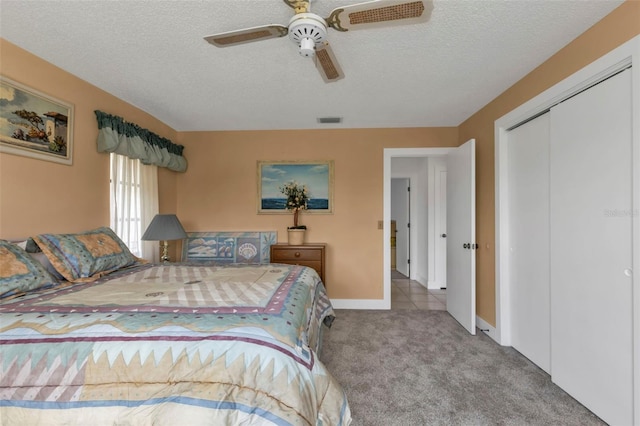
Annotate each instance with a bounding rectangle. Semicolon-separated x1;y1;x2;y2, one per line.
0;76;74;165
258;160;334;214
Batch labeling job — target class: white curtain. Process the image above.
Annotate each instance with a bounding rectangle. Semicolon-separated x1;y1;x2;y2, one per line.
110;153;159;262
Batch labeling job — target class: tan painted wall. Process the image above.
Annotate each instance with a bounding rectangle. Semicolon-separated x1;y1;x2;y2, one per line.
0;39;179;240
459;0;640;325
1;0;638;320
175;129;458;298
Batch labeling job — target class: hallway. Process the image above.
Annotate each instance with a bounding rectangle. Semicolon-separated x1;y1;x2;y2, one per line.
391;270;446;310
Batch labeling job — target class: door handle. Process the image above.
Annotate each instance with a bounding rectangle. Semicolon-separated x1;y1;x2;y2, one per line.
441;234;447;238
463;243;469;249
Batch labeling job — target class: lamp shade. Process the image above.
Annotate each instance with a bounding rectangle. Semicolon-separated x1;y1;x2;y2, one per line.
141;214;187;241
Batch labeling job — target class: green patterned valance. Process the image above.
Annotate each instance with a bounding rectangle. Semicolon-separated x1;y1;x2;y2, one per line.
94;110;187;172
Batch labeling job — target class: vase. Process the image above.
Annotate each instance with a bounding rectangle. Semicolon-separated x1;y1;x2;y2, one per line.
287;229;306;245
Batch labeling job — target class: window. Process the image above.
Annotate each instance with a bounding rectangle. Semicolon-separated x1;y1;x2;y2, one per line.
110;153;159;260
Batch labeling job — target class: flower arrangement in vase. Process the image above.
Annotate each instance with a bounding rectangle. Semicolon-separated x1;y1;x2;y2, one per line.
280;181;309;244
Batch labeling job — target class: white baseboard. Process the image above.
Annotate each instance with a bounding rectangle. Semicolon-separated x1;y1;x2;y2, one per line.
331;299;390;310
427;280;446;290
476;315;500;344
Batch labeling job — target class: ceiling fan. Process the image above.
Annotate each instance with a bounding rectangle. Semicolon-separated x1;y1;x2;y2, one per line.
204;0;433;83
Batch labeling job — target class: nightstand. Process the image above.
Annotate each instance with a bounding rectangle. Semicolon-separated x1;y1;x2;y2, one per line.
270;243;326;285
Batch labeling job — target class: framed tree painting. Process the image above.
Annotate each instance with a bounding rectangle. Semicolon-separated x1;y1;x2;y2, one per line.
0;76;74;165
258;160;334;214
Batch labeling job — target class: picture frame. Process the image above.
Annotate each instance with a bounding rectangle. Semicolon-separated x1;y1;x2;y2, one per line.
258;160;334;214
0;76;74;166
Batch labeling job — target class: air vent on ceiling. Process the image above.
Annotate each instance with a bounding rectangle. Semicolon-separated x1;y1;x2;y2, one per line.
317;117;343;124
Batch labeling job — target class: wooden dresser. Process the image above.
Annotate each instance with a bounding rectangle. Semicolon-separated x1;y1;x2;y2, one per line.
270;243;326;285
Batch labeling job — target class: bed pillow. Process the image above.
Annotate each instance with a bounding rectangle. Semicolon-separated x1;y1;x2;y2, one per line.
22;237;42;254
10;239;66;280
0;240;59;298
29;251;66;280
33;227;139;283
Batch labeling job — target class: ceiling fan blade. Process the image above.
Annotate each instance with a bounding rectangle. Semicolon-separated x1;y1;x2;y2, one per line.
315;42;344;83
204;25;288;47
325;0;433;32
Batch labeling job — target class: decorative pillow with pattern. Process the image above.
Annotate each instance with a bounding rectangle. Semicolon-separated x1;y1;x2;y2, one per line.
0;240;59;298
33;227;140;282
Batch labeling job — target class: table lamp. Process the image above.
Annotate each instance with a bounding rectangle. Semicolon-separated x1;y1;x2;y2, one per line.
141;214;187;262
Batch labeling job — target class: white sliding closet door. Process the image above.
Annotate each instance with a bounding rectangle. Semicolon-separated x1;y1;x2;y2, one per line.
507;113;550;373
550;69;633;426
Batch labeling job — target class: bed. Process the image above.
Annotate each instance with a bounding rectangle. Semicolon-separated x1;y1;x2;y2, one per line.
0;228;351;425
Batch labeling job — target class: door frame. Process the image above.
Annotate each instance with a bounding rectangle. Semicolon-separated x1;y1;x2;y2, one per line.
494;35;640;422
384;148;452;309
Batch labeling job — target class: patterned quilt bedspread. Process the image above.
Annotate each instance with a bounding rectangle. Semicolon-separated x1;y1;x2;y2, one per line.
0;263;351;425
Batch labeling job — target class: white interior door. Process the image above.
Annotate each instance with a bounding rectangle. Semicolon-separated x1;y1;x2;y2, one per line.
391;178;410;277
446;139;476;334
550;69;633;426
435;168;447;288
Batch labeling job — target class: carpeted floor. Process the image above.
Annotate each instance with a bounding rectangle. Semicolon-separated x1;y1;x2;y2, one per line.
320;309;605;426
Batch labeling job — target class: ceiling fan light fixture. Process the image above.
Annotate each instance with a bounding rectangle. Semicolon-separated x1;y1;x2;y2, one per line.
299;37;316;57
288;13;327;57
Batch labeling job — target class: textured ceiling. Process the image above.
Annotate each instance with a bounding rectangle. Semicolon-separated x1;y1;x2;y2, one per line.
0;0;624;131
